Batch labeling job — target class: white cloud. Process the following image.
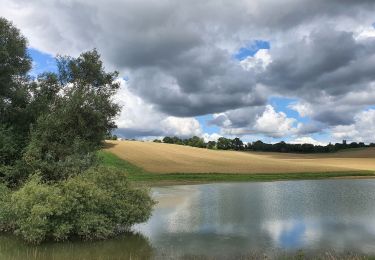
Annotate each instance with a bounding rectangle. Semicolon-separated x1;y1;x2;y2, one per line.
288;102;313;117
331;109;375;143
202;133;222;142
253;105;297;138
2;0;375;140
240;49;272;71
114;79;203;138
355;26;375;40
161;117;202;137
290;136;327;146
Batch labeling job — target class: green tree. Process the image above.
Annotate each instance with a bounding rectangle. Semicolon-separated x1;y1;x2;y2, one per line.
231;137;244;151
7;167;154;244
206;141;216;149
187;136;205;148
0;17;154;244
217;137;232;150
24;50;121;182
252;140;265;151
0;18;33;186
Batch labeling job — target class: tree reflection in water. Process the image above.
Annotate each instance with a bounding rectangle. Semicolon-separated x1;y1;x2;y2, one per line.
0;231;154;260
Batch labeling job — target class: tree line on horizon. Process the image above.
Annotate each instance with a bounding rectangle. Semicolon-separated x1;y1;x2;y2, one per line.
156;136;375;153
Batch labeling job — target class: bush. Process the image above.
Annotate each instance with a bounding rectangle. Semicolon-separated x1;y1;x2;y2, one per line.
0;183;11;231
7;167;154;244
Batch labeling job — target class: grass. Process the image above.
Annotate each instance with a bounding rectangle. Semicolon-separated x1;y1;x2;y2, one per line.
98;150;375;185
104;140;375;175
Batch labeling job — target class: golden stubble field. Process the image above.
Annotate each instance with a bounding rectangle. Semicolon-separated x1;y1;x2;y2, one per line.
105;140;375;174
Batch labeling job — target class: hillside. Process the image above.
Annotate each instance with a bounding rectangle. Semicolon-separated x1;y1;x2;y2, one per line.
104;140;375;174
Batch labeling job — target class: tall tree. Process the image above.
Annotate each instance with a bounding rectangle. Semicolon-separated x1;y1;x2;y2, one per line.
231;137;244;151
0;18;32;186
24;50;121;181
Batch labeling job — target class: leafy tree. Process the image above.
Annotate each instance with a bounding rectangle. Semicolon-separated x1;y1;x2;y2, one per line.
172;136;183;144
0;18;33;185
231;137;244;151
349;142;359;148
206;141;216;149
0;17;32;126
162;134;373;154
162;136;174;143
273;141;288;152
0;182;11;231
187;136;205;148
217;137;232;150
0;17;154;244
7;167;154;244
251;140;265;151
24;50;120;182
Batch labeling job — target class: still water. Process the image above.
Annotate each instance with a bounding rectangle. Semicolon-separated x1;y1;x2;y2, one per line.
2;179;375;259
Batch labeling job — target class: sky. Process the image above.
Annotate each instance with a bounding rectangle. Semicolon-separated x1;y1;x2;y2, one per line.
2;0;375;144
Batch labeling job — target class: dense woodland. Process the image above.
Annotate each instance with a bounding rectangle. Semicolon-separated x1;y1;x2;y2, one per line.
0;18;153;244
158;136;375;153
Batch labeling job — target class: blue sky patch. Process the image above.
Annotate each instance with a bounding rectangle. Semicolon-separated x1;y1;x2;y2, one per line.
234;40;270;61
197;114;220;135
268;96;309;124
28;48;57;77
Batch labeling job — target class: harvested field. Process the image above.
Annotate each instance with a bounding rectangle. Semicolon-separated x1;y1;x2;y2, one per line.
104;140;375;174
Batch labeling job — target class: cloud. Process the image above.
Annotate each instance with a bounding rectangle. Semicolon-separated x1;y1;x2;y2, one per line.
260;28;375;97
288;102;312;118
253;105;297;138
210;105;301;138
2;0;375;139
240;49;271;71
114;79;203;139
202;133;222;143
290;137;327;146
331;109;375;143
128;47;267;116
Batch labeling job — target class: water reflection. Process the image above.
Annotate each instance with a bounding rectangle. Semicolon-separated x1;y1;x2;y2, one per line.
0;232;154;260
135;179;375;257
2;179;375;259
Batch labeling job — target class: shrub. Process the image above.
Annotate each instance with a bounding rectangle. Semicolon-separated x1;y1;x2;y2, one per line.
0;183;11;231
8;167;154;244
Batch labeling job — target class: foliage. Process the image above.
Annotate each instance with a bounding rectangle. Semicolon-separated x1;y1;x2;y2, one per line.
217;137;232;150
0;17;154;244
161;135;372;154
0;18;33;184
24;50;120;182
7;167;154;244
206;141;216;149
1;17;120;184
0;182;11;231
0;17;31;126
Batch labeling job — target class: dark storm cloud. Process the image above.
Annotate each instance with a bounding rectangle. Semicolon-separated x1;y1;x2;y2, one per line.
295;123;324;136
257;27;375;126
129;46;267;116
260;28;370;95
209;106;265;129
3;0;375;137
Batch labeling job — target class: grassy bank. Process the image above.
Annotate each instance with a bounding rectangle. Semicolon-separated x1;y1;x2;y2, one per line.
98;150;375;185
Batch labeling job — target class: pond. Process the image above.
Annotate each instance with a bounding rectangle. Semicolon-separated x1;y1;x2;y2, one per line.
2;179;375;259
